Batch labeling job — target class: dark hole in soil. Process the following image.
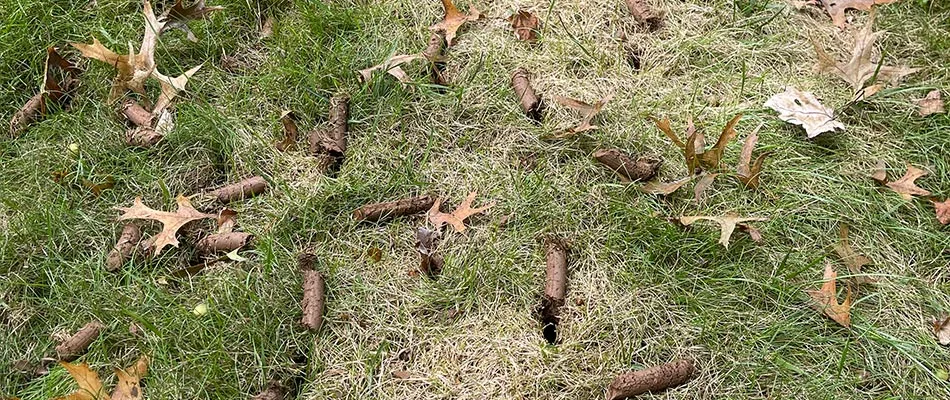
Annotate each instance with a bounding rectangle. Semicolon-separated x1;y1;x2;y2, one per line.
542;321;558;344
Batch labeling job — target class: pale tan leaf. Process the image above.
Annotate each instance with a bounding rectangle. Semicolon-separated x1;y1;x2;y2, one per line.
693;173;719;203
806;263;851;327
357;54;425;86
554;94;613;137
428;192;495;233
152;64;202;114
764;87;844;138
116;195;215;255
429;0;481;47
55;362;107;400
833;224;874;285
678;215;767;248
815;12;917;91
932;199;950;225
933;316;950;345
885;165;931;200
916;90;945;117
820;0;897;29
640;176;692;195
870;160;888;185
109;355;148;400
216;208;237;234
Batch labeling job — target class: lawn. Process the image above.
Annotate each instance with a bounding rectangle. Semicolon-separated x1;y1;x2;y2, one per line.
2;0;949;398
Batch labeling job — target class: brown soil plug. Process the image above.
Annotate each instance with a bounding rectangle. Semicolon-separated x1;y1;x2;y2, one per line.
415;227;444;277
594;149;661;182
121;100;152;127
511;68;543;123
10;94;44;136
252;379;289;400
299;253;326;331
196;232;253;255
209;176;269;203
625;0;663;30
106;224;142;272
606;359;694;400
55;321;105;361
127;126;163;147
353;195;436;222
309;95;349;170
540;238;567;344
422;32;447;86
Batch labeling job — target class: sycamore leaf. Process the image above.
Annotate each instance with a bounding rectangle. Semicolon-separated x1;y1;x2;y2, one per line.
678;215;767;248
916;90;945;117
933;316;950;345
933;199;950;225
814;11;917;92
116;195;215;255
554;94;613;137
429;0;481;47
55;362;106;400
806;263;852;327
833;224;874;285
109;355;149;400
736;127;771;189
764;87;844;138
509;10;539;42
640;176;692;195
152;64;201;114
159;0;223;42
357;54;425;86
819;0;897;29
428;192;495;233
885;164;931;200
693;173;719;203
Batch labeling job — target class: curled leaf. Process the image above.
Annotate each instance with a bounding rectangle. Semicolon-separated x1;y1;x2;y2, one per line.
764;87;844;138
806;264;851;327
736;126;771;189
509;10;539;42
677;215;767;248
554;94;613;137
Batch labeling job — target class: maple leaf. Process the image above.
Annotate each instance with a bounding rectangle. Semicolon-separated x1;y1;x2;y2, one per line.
55;356;148;400
357;54;425;86
814;11;917;93
509;10;540;42
916;90;945;117
833;224;874;285
428;192;495;232
640;176;692;195
764;87;844;138
736;127;771;189
817;0;897;30
429;0;480;47
554;94;613;137
677;215;767;248
933;316;950;346
116;195;215;255
885;164;931;200
806;263;852;327
932;199;950;225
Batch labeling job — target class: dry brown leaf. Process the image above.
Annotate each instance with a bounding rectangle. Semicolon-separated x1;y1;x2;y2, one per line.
885;165;931;200
933;199;950;225
109;355;149;400
428;192;495;233
554;94;613;137
509;10;539;42
678;215;767;248
933;316;950;345
814;12;917;92
357;54;425;86
215;208;237;234
160;0;223;42
736;127;771;189
276;110;298;151
652;117;685;150
55;362;106;400
653;115;740;172
916;90;945;117
806;263;852;327
697;114;741;169
738;223;764;243
430;0;480;47
152;65;201;114
9;47;82;136
819;0;897;29
833;224;874;285
116;195;215;255
640;176;692;195
693;173;719;203
764;87;844;138
870;159;888;185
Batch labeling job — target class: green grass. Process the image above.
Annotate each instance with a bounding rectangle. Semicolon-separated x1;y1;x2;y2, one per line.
2;0;950;398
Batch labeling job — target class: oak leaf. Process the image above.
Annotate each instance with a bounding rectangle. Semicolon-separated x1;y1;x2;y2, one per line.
653;115;740;172
764;87;844;138
806;263;851;327
818;0;897;29
697;114;741;169
933;316;950;345
428;192;495;232
833;225;874;285
933;199;950;225
693;173;719;203
885;165;931;200
677;215;767;248
116;195;215;255
736;127;771;189
509;10;539;42
916;90;945;117
640;176;692;196
554;94;613;137
357;54;425;86
430;0;480;47
152;65;201;114
9;47;82;136
814;12;917;93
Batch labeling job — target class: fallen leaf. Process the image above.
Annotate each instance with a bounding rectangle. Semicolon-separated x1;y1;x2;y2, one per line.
678;215;767;248
814;11;917;92
870;160;888;185
850;83;883;102
885;165;931;200
833;224;874;285
55;362;106;400
736;127;771;189
357;54;425;86
429;0;480;47
215;208;237;234
116;195;215;255
933;316;950;345
916;90;945;117
81;177;116;197
819;0;897;29
697;114;741;169
509;10;539;42
806;263;851;327
276;110;298;151
737;222;764;243
554;94;613;137
9;47;81;136
653;115;741;171
152;65;202;114
367;247;383;262
693;173;719;203
159;0;223;42
640;176;692;195
764;87;844;138
260;16;276;38
428;192;495;232
109;355;149;400
933;199;950;225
